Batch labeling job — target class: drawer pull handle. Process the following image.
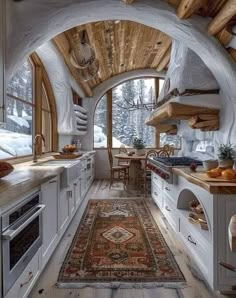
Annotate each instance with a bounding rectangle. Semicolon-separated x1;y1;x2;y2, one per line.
219;262;236;272
154;192;158;196
49;180;57;184
187;235;196;245
165;187;170;191
165;206;171;212
154;177;158;180
20;272;33;288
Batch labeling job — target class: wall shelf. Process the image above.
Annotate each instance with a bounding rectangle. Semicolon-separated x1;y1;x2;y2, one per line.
145;102;220;131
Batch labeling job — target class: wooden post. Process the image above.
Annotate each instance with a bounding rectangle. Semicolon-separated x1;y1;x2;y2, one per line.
107;89;113;149
208;0;236;36
177;0;208;19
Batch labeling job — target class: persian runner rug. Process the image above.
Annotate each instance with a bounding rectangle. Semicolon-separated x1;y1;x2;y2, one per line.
58;199;185;288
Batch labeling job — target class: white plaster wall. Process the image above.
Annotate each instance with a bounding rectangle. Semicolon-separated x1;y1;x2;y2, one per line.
5;0;236;163
36;42;83;137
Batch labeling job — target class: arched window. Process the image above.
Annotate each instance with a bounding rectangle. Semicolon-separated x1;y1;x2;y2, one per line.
0;56;58;159
93;77;181;149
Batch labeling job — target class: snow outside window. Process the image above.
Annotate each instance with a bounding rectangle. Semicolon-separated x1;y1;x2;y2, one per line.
94;95;107;148
112;79;155;148
160;133;181;149
0;60;34;159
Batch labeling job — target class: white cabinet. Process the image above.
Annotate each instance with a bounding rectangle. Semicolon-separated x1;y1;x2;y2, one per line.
5;248;41;298
59;187;71;234
41;177;59;268
74;176;82;207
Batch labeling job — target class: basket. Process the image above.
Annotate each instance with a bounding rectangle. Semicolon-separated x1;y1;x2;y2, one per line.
78;59;99;81
69;43;95;69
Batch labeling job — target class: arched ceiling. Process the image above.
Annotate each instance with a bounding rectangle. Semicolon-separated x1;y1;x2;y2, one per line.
50;0;236;98
53;21;171;96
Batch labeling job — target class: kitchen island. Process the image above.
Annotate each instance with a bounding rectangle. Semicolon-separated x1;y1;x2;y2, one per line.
151;167;236;293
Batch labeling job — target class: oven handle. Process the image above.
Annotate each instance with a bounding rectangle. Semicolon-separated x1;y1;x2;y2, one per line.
2;204;45;241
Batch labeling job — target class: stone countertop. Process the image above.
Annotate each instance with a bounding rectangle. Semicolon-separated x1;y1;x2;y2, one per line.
173;167;236;194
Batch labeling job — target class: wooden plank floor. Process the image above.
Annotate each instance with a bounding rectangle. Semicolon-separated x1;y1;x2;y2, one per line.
29;180;235;298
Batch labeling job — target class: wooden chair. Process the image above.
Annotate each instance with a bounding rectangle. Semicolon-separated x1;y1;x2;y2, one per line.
163;144;175;156
138;149;170;196
107;147;127;189
117;145;131;181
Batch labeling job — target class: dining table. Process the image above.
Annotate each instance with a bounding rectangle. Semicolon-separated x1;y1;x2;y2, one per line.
114;153;147;185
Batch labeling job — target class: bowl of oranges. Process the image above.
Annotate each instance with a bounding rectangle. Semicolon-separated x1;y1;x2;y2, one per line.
206;168;236;180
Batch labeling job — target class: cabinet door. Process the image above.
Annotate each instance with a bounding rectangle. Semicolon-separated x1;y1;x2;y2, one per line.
74;177;82;208
69;185;76;217
59;188;70;234
81;167;87;198
41;178;59;268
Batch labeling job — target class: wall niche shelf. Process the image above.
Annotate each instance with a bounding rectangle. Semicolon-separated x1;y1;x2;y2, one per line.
177;189;210;234
145;102;220;131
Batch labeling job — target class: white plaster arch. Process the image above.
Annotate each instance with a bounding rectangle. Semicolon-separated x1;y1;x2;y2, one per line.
92;69;166;104
6;0;236;144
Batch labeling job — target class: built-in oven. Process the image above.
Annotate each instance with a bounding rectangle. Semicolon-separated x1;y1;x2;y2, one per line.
1;190;45;296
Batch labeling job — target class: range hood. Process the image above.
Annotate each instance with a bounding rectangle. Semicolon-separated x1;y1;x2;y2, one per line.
157;40;221;109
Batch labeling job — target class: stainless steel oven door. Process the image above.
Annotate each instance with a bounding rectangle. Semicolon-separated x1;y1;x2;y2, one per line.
2;203;45;296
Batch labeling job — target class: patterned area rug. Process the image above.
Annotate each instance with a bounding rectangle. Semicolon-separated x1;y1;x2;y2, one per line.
58;199;185;288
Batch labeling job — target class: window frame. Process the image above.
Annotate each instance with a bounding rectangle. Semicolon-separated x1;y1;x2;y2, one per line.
0;54;58;161
93;77;175;150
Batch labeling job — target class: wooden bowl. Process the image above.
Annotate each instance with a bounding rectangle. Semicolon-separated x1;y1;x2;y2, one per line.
0;161;14;178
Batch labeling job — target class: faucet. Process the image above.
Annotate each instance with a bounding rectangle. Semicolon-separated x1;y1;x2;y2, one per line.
33;134;46;163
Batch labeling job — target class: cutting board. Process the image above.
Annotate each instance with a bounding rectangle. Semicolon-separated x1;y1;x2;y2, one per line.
52;153;83;159
190;171;236;183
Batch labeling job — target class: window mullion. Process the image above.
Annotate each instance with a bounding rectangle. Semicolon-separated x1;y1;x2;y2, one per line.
107;89;112;149
34;64;43;153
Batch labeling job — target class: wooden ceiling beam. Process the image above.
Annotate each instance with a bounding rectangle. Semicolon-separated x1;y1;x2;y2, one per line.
216;26;233;46
228;47;236;62
156;46;171;71
208;0;236;36
53;33;93;97
177;0;208;19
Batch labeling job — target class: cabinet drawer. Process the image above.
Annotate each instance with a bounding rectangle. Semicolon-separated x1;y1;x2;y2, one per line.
162;194;177;232
5;248;41;298
152;172;163;189
151;183;163;209
163;180;178;203
179;215;209;276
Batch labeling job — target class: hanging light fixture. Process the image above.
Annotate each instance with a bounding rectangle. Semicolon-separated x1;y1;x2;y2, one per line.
69;30;96;69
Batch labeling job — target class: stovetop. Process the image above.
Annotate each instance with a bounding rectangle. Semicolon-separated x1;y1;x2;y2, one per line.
152;156;202;167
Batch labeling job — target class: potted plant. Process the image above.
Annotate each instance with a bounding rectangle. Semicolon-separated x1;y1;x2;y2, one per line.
217;143;235;169
132;137;146;156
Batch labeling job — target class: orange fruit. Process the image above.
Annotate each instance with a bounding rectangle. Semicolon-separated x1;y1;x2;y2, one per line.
207;170;220;178
222;169;235;180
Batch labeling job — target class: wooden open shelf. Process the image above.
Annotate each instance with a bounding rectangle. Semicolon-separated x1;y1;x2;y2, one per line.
145;102;220;131
155;124;178;135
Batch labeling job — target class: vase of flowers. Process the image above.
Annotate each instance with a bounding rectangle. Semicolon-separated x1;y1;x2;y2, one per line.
217;143;235;169
132;137;146;156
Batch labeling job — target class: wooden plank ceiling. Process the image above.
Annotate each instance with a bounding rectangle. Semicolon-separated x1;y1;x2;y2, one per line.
53;20;171;96
53;0;236;97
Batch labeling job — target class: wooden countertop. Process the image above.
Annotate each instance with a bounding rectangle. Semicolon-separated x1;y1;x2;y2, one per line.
0;151;96;210
0;162;64;209
173;167;236;194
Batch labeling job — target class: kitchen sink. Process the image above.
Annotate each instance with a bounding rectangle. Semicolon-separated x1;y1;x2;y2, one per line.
32;159;82;188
